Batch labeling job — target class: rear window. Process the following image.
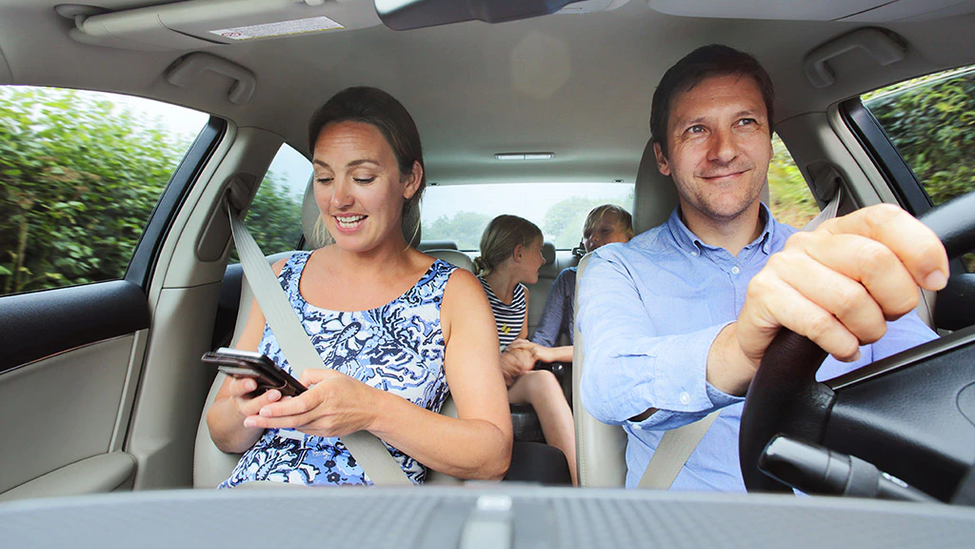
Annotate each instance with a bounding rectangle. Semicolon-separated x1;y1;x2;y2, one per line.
420;182;634;251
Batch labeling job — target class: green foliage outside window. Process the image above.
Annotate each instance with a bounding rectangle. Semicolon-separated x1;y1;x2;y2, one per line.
231;175;304;262
0;87;197;295
768;134;818;229
864;67;975;271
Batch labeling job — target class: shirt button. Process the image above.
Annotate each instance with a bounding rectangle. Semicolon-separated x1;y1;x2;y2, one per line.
679;392;691;405
731;266;740;275
690;250;699;257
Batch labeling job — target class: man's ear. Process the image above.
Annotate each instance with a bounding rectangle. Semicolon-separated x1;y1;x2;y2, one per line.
653;142;672;177
403;160;423;200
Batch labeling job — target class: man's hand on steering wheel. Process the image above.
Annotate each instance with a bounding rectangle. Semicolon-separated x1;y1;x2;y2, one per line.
707;204;949;397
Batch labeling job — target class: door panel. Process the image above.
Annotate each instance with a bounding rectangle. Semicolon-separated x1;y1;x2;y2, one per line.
0;333;144;495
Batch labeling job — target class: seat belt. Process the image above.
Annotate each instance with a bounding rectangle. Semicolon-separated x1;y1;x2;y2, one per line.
801;187;843;232
227;202;412;486
637;409;721;489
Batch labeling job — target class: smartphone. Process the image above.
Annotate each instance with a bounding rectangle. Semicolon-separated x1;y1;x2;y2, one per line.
201;347;306;397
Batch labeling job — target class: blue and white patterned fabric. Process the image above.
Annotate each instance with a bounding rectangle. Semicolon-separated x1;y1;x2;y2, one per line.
219;252;456;488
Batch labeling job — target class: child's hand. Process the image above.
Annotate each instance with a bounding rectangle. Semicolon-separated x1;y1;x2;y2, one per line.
509;339;559;363
500;347;534;386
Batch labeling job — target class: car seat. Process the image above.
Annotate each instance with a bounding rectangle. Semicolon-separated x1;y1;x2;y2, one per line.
572;139;679;487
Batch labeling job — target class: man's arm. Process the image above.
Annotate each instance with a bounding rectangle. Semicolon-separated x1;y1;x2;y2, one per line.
579;205;948;429
530;268;572;347
578;250;740;430
709;205;948;396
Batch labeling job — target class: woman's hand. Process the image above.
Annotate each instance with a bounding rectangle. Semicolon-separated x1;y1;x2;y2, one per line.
499;347;535;387
242;368;383;438
228;376;283;417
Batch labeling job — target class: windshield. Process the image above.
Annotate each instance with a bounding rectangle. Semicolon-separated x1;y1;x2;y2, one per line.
420;182;634;251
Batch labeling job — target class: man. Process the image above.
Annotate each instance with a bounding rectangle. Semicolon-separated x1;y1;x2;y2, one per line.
578;44;948;491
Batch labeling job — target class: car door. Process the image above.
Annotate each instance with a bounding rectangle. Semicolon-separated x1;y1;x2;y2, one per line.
0;85;219;500
846;66;975;331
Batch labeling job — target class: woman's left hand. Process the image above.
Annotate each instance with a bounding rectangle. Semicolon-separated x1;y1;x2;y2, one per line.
242;368;383;438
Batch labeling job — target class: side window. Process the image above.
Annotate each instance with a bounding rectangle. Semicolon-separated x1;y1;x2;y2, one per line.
0;86;207;297
243;144;311;256
767;133;819;229
862;66;975;272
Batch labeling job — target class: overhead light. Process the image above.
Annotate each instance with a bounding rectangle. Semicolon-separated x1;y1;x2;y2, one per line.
494;152;555;161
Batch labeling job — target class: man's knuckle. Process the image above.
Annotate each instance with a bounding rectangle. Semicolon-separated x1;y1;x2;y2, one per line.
784;231;813;249
805;311;836;341
833;285;866;318
858;242;895;272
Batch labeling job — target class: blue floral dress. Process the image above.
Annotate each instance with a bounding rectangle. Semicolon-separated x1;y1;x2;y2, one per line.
219;252;456;487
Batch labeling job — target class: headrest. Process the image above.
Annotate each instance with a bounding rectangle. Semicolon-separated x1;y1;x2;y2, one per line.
418;240;458;251
541;241;556;266
424;249;475;273
633;139;680;234
300;176;422;249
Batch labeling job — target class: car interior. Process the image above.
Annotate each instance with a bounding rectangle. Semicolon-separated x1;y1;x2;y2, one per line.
1;0;975;544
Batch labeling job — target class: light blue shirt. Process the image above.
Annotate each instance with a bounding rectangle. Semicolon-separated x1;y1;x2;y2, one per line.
578;205;937;491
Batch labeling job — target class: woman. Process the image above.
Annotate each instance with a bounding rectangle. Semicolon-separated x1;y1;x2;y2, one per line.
474;215;576;485
206;87;512;486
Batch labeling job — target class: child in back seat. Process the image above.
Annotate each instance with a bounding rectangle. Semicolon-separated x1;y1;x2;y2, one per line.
508;204;634;364
474;215;576;485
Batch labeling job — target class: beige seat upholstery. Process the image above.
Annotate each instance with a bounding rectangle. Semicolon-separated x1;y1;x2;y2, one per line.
423;248;474;273
193;176;428;488
573;139;679;487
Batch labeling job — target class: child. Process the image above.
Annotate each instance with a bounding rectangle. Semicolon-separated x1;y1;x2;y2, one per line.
510;204;634;364
473;214;577;485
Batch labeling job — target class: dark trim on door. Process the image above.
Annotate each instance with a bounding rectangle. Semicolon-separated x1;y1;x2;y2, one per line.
0;280;150;374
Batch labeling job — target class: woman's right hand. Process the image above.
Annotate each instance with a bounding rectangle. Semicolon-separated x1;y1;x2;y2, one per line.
227;377;283;418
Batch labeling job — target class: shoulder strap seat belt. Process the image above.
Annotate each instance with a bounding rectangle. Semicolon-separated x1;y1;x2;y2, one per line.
637;409;721;489
228;202;412;486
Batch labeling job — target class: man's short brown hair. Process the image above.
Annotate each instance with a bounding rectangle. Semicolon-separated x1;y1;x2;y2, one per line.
650;44;775;155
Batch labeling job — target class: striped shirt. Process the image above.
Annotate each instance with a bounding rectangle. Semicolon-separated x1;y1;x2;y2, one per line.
477;276;527;350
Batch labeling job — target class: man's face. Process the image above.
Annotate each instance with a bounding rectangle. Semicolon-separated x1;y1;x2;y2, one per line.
653;73;772;224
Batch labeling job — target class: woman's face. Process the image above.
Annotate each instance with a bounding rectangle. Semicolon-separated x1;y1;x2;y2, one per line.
516;237;546;285
583;215;630;252
312;121;420;254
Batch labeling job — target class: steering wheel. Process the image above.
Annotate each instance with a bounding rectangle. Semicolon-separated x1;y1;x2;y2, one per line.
739;192;975;502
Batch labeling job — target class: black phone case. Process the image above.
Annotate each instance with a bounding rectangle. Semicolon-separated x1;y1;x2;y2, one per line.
202;349;306;397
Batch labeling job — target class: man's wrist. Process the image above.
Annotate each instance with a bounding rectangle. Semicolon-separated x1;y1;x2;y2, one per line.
706;323;758;396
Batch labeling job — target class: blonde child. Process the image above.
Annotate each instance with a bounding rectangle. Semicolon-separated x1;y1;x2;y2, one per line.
474;214;577;485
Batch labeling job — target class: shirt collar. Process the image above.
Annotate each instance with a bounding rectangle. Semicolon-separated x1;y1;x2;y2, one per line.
665;202;776;256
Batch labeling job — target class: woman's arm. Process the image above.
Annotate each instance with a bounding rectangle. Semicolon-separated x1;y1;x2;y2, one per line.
205;258;289;454
242;268;513;480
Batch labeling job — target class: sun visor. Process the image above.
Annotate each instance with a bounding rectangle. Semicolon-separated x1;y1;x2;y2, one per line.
66;0;382;52
646;0;975;22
